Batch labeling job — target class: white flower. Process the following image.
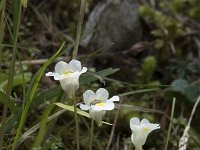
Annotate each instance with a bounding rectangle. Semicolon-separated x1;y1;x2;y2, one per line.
130;117;160;150
80;88;119;126
46;59;87;97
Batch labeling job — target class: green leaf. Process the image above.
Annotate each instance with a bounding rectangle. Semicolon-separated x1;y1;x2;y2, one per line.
171;79;200;102
55;103;112;125
80;68;119;84
4;110;22;133
32;86;63;109
0;91;17;113
171;79;189;93
183;85;200;102
0;74;29;113
0;74;31;92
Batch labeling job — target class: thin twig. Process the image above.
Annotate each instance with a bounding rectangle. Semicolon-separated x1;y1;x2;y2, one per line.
72;0;86;59
116;104;169;119
106;99;123;150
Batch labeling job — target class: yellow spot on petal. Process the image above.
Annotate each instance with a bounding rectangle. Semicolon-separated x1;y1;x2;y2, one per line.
96;102;105;107
143;127;150;133
62;71;73;76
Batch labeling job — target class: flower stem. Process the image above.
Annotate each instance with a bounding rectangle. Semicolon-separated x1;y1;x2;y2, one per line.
73;97;80;150
136;145;143;150
89;119;94;150
164;97;176;150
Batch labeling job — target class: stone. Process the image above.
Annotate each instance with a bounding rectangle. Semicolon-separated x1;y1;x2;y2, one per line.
81;0;143;52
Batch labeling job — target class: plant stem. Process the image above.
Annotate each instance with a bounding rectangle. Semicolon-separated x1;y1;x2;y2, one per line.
164;97;176;150
89;119;94;150
0;0;6;148
71;0;86;149
106;99;123;150
73;97;80;150
0;0;6;74
72;0;85;59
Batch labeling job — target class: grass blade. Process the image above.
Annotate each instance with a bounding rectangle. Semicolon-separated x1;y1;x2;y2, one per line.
32;104;55;148
0;0;22;147
12;42;65;149
164;97;176;150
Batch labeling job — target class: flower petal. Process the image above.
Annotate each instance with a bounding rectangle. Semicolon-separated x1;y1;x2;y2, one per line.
46;72;66;80
53;73;66;80
141;118;150;124
69;59;82;72
130;117;140;125
62;71;80;78
91;102;114;111
46;72;55;76
81;67;87;74
83;90;96;105
59;77;79;92
130;117;140;130
80;104;90;110
55;61;71;74
143;123;160;131
131;128;147;148
131;125;149;147
130;117;160;148
89;109;106;126
96;88;109;101
107;96;119;102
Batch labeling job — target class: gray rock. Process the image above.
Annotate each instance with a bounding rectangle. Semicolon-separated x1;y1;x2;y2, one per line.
81;0;143;52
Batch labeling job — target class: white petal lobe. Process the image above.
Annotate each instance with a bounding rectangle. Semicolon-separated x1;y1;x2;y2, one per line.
130;117;140;126
91;102;114;111
141;118;150;124
46;72;55;76
83;90;96;105
80;104;90;110
55;61;70;74
107;96;119;102
96;88;109;101
81;67;88;74
69;59;82;72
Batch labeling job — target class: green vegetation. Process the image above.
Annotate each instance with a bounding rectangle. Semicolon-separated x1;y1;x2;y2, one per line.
0;0;200;149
